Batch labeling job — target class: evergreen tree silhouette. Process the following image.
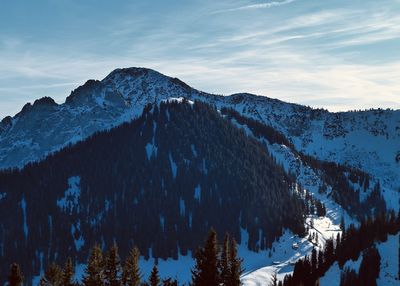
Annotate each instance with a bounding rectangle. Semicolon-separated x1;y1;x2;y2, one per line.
358;246;381;286
149;264;160;286
39;263;63;286
83;244;105;286
228;238;243;286
122;247;141;286
219;233;231;285
105;244;122;286
62;258;75;286
191;228;219;286
7;263;23;286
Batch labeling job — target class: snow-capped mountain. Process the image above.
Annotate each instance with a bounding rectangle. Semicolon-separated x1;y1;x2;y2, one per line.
1;68;398;200
0;67;398;285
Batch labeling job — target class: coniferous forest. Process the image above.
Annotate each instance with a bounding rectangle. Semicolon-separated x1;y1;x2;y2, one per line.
0;101;306;285
1;101;398;286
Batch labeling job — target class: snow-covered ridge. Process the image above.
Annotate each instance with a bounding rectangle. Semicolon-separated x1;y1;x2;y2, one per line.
0;67;398;196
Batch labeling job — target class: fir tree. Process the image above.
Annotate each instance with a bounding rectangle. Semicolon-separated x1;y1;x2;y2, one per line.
39;263;63;286
83;244;105;286
219;233;231;285
229;238;243;286
105;244;122;286
191;228;220;286
7;263;23;286
339;268;358;286
122;247;141;286
62;258;75;286
148;264;160;286
358;246;381;286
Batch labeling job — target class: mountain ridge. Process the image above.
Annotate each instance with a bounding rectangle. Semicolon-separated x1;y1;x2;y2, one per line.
0;67;399;207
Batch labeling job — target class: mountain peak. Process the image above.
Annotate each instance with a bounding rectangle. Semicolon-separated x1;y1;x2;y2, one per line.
33;96;57;107
104;67;156;80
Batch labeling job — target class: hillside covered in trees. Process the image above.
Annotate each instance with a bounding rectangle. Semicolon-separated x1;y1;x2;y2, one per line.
0;100;307;285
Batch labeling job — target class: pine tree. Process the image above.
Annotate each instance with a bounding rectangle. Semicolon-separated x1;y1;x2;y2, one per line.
39;263;63;286
105;244;122;286
229;238;243;286
149;264;160;286
83;244;105;286
219;233;231;285
122;247;141;286
62;257;75;286
191;228;220;286
7;263;23;286
358;246;381;286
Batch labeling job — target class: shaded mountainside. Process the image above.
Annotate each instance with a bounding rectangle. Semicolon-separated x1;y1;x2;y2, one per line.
1;68;399;202
0;101;306;285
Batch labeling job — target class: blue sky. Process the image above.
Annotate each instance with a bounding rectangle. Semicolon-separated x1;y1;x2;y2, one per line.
1;0;399;118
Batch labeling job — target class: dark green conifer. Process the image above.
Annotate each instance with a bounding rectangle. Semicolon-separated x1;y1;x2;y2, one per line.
219;233;231;285
228;237;243;286
148;264;160;286
191;228;219;286
105;244;122;286
83;244;105;286
39;263;63;286
62;257;75;286
122;247;141;286
7;263;23;286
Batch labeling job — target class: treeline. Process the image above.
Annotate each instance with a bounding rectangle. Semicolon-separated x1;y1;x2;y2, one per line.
220;107;386;217
277;210;400;286
4;229;243;286
340;246;381;286
0;101;306;284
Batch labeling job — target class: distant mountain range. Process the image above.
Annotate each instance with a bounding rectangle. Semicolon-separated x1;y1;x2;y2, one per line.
1;68;398;199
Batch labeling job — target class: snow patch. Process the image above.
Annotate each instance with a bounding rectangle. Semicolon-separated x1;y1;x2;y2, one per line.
57;176;81;215
202;158;208;174
145;138;158;160
71;221;85;251
169;152;177;179
179;198;185;216
191;144;198;157
160;215;165;231
21;196;28;240
162;97;194;105
194;185;201;202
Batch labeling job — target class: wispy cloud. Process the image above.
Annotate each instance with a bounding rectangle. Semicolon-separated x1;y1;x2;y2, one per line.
213;0;296;14
1;0;399;118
